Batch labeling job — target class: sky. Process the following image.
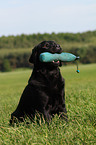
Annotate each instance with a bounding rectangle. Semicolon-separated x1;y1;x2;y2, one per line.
0;0;96;36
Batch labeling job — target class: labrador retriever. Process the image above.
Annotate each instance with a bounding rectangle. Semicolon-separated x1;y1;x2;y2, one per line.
10;41;68;124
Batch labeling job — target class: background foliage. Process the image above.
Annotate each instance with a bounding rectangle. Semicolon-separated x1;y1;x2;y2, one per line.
0;31;96;71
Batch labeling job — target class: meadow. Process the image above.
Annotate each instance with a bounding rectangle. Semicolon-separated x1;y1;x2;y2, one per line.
0;64;96;145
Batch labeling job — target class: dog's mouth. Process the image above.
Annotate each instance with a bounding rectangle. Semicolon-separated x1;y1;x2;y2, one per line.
52;60;60;64
51;60;60;66
39;51;61;66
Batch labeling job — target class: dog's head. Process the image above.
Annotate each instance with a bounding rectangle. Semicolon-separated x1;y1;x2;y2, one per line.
29;41;62;68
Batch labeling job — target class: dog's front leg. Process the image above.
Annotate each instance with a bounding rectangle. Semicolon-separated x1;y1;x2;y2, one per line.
58;78;68;121
44;111;51;123
43;107;52;123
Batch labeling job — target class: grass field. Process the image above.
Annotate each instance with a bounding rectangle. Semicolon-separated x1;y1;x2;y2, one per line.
0;64;96;145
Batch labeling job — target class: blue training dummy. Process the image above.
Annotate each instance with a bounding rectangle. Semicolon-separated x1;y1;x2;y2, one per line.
40;52;80;73
40;52;79;62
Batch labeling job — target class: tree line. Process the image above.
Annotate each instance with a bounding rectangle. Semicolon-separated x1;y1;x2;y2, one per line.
0;31;96;71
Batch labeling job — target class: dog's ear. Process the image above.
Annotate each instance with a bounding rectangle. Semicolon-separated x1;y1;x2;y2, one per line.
29;46;37;64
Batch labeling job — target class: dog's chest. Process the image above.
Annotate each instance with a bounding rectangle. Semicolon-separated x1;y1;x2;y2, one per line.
45;71;60;91
29;69;62;92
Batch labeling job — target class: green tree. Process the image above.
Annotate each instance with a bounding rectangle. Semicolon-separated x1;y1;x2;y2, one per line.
2;59;11;72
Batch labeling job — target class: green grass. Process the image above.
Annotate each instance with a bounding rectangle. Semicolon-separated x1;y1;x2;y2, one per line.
0;64;96;145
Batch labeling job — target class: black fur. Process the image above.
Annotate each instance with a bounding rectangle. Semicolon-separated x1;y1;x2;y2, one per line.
10;41;68;124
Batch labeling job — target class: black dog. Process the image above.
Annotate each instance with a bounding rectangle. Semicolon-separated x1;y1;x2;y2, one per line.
10;41;68;124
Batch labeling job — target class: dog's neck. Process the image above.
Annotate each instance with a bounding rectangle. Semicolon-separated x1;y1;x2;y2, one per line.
33;66;60;73
28;66;61;86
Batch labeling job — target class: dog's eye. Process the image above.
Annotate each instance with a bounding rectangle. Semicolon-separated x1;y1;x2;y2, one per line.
42;44;49;49
46;44;49;47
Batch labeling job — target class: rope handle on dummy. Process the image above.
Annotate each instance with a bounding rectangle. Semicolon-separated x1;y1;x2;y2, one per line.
40;52;80;73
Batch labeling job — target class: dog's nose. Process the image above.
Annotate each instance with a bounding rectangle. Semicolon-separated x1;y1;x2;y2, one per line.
56;44;61;49
56;45;62;52
51;44;62;53
57;44;60;48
